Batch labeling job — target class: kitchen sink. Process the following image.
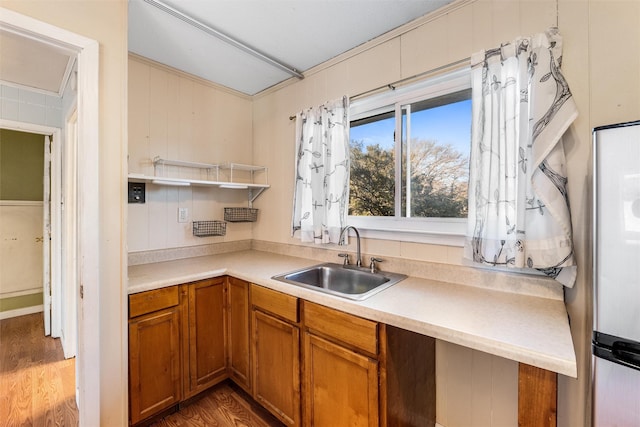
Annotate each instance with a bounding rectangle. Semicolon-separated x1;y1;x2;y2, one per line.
272;263;407;301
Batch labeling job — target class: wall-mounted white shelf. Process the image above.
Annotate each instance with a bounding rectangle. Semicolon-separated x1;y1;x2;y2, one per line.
128;157;269;205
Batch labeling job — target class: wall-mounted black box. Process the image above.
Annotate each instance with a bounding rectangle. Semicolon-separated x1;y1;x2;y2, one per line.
128;182;146;203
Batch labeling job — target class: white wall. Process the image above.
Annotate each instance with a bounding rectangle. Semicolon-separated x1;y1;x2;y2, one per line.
128;56;255;252
1;1;129;425
0;202;43;296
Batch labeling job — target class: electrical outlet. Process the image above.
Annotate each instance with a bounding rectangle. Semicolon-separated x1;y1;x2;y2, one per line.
178;207;189;223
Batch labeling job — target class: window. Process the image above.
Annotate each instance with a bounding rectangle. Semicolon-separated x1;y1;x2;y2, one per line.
348;69;471;244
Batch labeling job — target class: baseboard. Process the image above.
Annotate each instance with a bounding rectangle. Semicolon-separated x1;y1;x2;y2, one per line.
0;304;43;320
0;288;42;298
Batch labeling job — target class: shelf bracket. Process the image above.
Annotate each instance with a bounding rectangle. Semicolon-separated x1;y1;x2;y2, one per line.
248;188;266;208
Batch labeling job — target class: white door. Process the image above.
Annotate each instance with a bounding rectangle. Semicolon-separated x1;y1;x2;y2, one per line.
43;133;63;340
43;134;51;336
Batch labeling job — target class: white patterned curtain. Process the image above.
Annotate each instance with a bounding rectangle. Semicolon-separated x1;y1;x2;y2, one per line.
292;97;350;244
464;29;578;287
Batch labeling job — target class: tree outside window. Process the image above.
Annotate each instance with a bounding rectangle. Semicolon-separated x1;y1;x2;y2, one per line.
349;90;471;220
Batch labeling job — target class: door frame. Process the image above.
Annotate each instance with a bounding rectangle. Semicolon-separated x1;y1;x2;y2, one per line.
43;133;52;337
0;8;100;425
62;107;78;360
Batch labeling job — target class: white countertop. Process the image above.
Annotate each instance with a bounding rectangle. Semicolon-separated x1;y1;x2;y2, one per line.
128;250;577;378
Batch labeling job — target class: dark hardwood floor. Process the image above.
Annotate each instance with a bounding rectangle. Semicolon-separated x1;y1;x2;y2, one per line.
150;381;284;427
1;313;283;427
0;313;78;427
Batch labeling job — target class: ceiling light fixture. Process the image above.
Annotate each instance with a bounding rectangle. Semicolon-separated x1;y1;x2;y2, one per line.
142;0;304;80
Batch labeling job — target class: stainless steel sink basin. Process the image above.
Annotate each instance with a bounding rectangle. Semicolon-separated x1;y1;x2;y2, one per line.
272;263;407;301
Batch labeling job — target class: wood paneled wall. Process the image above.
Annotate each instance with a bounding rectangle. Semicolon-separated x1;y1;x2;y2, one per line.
128;57;255;252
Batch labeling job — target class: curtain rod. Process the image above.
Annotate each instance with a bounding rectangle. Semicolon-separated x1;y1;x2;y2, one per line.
289;56;470;120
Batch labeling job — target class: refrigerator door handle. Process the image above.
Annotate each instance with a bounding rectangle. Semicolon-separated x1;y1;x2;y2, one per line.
612;341;640;368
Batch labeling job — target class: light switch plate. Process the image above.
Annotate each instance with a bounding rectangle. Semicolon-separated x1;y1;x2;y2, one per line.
178;207;189;223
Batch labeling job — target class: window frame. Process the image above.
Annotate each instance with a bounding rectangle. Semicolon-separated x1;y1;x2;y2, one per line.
348;68;471;246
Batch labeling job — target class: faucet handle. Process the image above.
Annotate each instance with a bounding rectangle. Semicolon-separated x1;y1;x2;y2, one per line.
369;257;383;273
338;253;350;266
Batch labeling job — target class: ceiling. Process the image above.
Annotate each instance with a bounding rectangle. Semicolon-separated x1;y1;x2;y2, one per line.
128;0;454;96
0;1;455;98
0;27;76;96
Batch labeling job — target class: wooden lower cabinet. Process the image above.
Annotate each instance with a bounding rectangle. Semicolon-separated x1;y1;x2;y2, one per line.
227;277;251;392
129;280;559;427
302;301;380;427
251;285;301;426
518;363;558;427
383;325;436;426
128;290;182;425
128;281;438;427
184;277;227;398
301;300;436;427
304;332;378;427
128;278;229;425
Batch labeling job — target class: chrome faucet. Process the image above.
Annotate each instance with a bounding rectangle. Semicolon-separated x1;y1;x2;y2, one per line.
339;226;362;267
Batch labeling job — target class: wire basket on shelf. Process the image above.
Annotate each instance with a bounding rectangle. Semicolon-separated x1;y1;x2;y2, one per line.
224;207;258;222
192;220;226;237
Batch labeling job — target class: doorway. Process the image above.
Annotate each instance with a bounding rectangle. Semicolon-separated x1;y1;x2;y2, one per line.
0;125;71;344
0;7;100;425
0;103;79;417
0;128;49;325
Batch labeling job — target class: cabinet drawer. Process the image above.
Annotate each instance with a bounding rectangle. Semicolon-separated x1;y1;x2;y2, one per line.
129;286;180;318
251;285;299;323
303;301;377;356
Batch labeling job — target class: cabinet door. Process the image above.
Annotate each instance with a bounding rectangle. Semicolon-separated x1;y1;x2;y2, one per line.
227;276;250;391
186;277;227;396
253;309;301;426
303;332;379;427
129;307;181;425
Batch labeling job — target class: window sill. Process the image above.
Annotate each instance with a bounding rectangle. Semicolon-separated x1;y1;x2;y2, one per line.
347;216;465;247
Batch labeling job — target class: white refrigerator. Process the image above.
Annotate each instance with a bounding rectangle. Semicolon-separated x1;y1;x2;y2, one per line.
592;120;640;426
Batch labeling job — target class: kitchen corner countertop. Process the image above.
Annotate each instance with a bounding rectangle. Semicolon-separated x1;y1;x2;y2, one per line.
128;250;577;378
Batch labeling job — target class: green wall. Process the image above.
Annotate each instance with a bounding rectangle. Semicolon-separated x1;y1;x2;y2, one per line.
0;129;45;315
0;129;44;201
0;292;43;313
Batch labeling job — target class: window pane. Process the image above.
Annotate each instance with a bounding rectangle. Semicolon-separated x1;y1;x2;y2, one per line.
401;90;471;218
349;111;395;216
